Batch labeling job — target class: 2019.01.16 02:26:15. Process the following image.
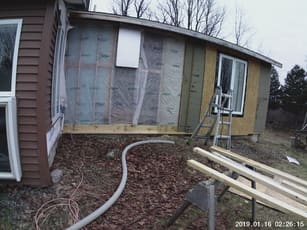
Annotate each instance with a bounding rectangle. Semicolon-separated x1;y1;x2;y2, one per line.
235;220;305;228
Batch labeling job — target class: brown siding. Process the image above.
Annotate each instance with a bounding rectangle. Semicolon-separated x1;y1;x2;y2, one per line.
0;0;57;186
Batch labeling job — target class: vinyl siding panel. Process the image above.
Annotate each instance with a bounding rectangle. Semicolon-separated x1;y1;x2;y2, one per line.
0;0;57;186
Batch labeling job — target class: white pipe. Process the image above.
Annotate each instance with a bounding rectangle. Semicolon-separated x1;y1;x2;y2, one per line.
66;139;175;230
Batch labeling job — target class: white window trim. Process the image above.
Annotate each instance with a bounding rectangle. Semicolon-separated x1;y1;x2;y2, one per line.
0;97;22;181
217;53;247;115
51;26;65;124
0;19;22;97
0;19;22;181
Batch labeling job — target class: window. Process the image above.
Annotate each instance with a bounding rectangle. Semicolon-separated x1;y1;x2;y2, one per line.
0;19;22;181
0;20;22;96
0;98;21;181
217;54;247;115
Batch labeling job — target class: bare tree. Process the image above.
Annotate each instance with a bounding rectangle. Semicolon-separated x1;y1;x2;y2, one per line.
184;0;225;37
194;0;206;32
113;0;133;16
134;0;150;18
156;0;184;27
201;0;225;37
186;0;194;30
234;6;251;46
145;8;154;20
155;4;168;23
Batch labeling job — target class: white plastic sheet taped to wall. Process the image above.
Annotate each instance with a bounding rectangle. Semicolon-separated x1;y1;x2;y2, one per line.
64;24;185;127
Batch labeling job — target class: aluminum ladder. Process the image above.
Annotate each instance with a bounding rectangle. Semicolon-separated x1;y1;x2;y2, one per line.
190;87;233;149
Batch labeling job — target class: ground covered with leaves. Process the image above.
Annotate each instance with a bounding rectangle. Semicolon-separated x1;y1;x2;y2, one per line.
0;130;306;229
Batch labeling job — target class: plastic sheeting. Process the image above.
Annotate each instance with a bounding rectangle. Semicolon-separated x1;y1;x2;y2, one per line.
65;24;184;126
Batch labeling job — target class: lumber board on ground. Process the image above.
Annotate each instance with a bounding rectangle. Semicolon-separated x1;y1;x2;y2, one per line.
187;159;307;219
210;145;307;188
193;147;307;206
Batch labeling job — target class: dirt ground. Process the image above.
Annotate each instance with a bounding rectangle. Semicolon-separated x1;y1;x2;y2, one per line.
0;129;306;230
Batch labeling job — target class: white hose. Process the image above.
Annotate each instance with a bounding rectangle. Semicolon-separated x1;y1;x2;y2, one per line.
66;139;175;230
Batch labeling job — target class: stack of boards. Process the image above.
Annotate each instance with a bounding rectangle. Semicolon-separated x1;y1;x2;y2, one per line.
187;146;307;219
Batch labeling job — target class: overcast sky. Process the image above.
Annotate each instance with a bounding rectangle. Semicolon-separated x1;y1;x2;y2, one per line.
89;0;307;83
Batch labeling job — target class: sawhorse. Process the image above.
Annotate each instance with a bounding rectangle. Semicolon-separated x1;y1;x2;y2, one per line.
167;172;257;229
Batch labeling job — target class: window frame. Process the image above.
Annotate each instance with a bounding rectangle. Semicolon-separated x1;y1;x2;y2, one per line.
217;53;248;115
0;19;22;97
51;25;65;124
0;19;22;181
0;97;22;181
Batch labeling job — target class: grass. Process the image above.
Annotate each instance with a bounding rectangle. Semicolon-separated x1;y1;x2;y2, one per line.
0;212;13;230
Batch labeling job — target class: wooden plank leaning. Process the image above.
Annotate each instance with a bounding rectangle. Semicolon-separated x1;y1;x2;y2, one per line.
210;145;307;189
187;159;307;219
193;147;307;206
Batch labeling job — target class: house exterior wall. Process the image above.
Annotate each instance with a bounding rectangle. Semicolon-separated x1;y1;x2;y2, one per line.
253;63;271;133
0;0;57;186
178;40;206;132
201;44;262;136
63;19;270;136
64;20;185;131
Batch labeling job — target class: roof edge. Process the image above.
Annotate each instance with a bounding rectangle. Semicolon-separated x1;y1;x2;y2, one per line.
69;10;282;68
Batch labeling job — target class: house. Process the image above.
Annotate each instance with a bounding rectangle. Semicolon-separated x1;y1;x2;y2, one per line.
64;11;281;136
0;0;89;186
0;0;281;186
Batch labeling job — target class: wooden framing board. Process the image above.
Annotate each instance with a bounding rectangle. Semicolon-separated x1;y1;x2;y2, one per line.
193;147;307;206
229;176;307;212
63;124;187;134
277;178;307;196
210;146;307;189
187;159;307;219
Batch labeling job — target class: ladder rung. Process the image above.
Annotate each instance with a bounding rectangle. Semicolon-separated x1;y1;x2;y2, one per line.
222;93;232;98
217;135;231;139
211;103;219;107
218;108;232;112
219;121;231;125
